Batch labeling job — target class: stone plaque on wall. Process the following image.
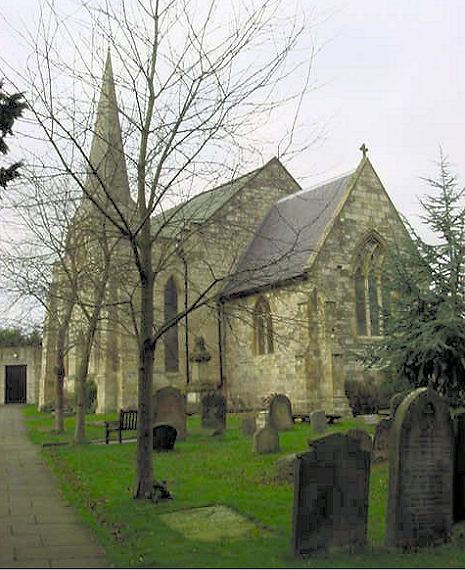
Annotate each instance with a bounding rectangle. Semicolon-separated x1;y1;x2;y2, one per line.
292;433;370;557
269;394;294;431
385;388;454;549
153;386;187;440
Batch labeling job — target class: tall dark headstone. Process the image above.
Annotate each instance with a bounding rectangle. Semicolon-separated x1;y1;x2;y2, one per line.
153;386;187;440
454;412;465;521
386;388;454;549
291;433;371;557
201;391;226;433
269;394;293;431
346;429;373;454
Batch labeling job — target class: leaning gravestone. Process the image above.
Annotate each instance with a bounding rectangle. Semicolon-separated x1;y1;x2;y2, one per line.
153;386;187;440
153;424;177;451
372;418;392;463
253;425;280;454
269;394;294;431
390;392;406;418
454;412;465;522
385;388;454;549
242;415;257;436
201;391;226;433
310;410;326;434
292;433;370;556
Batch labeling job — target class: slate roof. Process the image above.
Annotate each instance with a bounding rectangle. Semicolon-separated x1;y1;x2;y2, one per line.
221;171;356;297
152;168;262;238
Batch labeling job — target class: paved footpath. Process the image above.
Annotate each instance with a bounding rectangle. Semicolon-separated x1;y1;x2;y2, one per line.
0;405;110;568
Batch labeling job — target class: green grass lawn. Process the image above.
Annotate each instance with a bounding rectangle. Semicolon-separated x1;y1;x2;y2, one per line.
22;407;465;568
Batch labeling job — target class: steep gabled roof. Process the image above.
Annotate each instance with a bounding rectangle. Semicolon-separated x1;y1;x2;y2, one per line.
221;170;356;297
152;158;286;238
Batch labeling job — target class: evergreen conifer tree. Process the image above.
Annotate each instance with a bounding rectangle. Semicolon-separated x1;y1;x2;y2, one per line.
0;82;27;188
373;155;465;403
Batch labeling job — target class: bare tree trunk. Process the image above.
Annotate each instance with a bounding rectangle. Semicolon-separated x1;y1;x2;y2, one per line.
134;234;155;498
54;328;66;433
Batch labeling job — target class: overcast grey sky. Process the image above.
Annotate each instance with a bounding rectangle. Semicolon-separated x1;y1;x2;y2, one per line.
1;0;464;229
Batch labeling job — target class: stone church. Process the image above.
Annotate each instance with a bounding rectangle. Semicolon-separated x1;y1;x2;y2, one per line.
39;54;407;416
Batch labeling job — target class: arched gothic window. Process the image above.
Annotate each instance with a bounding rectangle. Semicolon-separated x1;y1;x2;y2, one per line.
354;236;385;336
253;296;274;355
164;276;179;372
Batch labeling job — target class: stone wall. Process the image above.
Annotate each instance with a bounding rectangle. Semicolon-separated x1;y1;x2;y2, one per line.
0;345;42;405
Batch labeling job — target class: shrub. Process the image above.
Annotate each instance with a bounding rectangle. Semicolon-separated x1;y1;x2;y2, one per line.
345;377;380;415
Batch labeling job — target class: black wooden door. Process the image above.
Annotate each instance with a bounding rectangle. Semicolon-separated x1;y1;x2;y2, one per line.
5;365;27;404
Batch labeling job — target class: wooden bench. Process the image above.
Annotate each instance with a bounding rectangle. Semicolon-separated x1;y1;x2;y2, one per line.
105;409;138;444
326;414;341;425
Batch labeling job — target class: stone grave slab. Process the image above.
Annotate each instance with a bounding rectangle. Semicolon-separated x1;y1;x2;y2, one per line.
253;425;279;454
292;432;370;557
269;394;294;431
241;415;257;436
372;417;392;463
201;391;226;433
153;387;187;440
346;429;373;454
160;505;270;542
386;388;454;549
310;410;326;433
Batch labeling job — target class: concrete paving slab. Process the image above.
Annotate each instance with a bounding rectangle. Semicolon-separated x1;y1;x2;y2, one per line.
0;405;111;569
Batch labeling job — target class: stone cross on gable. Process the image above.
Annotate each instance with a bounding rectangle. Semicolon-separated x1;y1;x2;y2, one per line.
360;143;368;158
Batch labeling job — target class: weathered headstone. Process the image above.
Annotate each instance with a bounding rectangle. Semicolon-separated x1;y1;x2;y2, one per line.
372;418;392;463
310;410;326;433
242;414;257;436
269;394;294;431
253;425;280;454
390;392;406;418
153;386;187;440
454;412;465;522
201;391;226;433
346;429;373;454
292;433;371;556
153;424;177;451
276;453;297;483
386;388;454;549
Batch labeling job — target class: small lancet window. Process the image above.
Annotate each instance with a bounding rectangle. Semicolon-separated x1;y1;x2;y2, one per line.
253;296;274;355
354;237;385;337
164;276;179;372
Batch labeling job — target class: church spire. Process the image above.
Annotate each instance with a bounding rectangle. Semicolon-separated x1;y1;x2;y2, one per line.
86;50;130;207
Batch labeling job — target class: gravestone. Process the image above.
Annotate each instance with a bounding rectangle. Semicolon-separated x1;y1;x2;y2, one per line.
201;391;226;433
386;388;454;549
292;433;370;556
153;424;177;451
390;392;406;418
454;412;465;521
242;415;257;436
310;410;326;433
153;386;187;440
372;418;392;463
253;425;280;454
346;429;373;454
276;453;297;483
269;394;294;431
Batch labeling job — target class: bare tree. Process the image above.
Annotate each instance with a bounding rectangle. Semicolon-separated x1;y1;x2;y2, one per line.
4;0;316;498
